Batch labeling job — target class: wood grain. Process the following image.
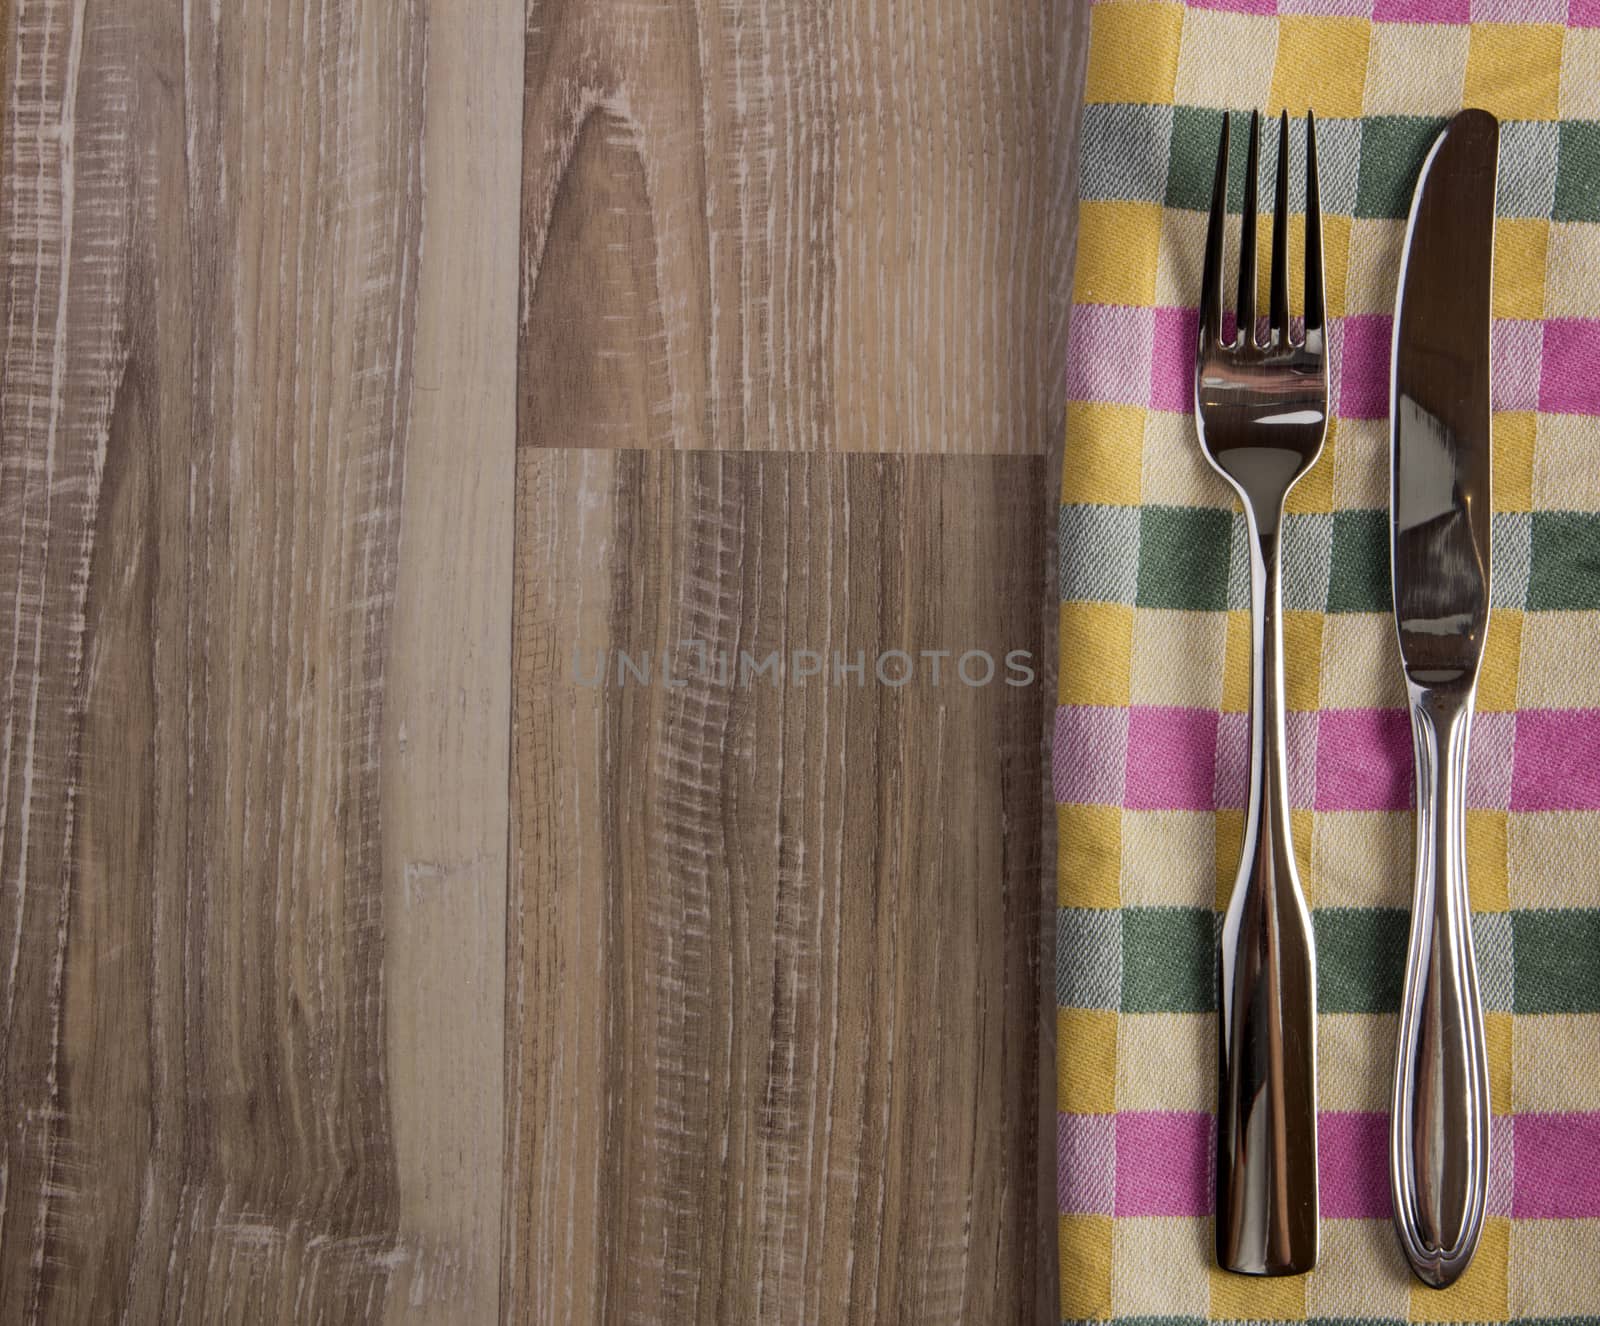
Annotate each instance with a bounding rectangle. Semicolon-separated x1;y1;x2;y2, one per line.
520;0;1075;455
0;0;1086;1317
0;1;517;1320
507;450;1047;1323
380;2;522;1320
513;2;1079;1319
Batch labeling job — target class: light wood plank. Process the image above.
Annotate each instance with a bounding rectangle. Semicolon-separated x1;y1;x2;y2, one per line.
379;1;523;1321
506;449;1048;1322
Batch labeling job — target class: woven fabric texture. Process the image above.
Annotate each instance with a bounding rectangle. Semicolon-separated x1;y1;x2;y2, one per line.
1057;3;1600;1322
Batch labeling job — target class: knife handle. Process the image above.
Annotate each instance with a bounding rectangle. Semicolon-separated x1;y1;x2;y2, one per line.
1391;686;1491;1289
1216;516;1319;1277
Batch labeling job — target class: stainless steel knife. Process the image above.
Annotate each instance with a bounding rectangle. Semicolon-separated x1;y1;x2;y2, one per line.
1388;107;1499;1291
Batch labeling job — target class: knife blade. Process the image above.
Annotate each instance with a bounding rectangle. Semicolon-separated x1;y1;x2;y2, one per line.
1392;109;1497;686
1388;107;1498;1291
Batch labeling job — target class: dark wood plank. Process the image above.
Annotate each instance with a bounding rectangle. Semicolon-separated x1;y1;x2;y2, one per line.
506;449;1047;1323
519;0;1075;455
512;1;1080;1317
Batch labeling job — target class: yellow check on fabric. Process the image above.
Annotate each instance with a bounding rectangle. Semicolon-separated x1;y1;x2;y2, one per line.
1058;2;1600;1322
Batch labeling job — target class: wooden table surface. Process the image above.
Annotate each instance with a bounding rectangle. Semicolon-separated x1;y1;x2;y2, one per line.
0;2;1087;1321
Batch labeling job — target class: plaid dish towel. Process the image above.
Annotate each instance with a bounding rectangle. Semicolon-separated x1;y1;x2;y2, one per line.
1057;3;1600;1322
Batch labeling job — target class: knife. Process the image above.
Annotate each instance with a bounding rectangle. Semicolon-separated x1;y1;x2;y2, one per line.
1388;108;1498;1290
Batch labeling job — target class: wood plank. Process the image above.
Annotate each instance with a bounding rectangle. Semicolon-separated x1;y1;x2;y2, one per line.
506;448;1047;1322
520;0;1075;454
379;1;522;1321
512;0;1080;1316
0;1;509;1318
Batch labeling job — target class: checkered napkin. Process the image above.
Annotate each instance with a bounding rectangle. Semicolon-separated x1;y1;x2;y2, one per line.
1056;3;1600;1321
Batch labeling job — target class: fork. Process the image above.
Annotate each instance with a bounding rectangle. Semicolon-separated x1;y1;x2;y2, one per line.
1197;109;1329;1277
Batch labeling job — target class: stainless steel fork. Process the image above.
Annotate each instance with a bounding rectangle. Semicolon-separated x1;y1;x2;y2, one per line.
1196;109;1329;1277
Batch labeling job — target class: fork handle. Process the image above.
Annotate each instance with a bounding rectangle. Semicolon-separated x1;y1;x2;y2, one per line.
1217;512;1319;1276
1390;686;1491;1288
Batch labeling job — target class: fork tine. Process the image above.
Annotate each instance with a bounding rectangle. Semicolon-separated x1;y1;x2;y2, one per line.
1269;110;1290;344
1200;113;1229;348
1237;110;1260;348
1304;108;1326;340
